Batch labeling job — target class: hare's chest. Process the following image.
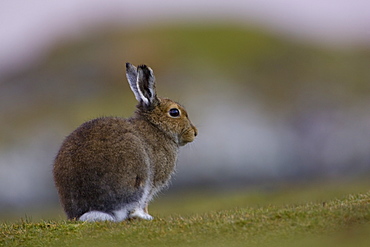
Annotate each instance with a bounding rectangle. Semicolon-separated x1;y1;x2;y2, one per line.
151;153;177;187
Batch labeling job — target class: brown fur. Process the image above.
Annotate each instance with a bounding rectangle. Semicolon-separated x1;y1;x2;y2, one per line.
53;63;197;221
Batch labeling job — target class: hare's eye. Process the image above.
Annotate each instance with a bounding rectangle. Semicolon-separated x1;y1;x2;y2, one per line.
169;108;180;118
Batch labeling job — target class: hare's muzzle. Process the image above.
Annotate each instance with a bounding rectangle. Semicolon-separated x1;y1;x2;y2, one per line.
179;124;197;146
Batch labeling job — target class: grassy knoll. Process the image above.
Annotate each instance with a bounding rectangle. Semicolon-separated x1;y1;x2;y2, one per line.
1;187;369;247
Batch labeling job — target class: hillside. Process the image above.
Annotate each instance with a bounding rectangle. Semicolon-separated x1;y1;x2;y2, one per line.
1;191;369;247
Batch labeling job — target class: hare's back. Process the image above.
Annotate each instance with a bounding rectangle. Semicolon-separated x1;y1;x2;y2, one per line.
55;117;147;169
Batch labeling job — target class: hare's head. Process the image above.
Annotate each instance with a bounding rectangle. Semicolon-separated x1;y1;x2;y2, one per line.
126;63;197;146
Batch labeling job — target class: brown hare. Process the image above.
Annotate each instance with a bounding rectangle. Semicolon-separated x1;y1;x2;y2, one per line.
53;63;197;222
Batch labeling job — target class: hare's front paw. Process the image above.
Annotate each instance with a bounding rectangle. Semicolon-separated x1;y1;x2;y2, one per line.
129;208;154;220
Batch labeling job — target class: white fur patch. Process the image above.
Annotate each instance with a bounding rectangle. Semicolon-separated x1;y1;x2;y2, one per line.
79;211;115;222
140;179;152;206
113;206;132;222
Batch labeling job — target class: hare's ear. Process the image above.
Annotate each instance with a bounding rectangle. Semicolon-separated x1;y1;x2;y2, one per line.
136;64;158;107
126;63;158;108
126;63;142;102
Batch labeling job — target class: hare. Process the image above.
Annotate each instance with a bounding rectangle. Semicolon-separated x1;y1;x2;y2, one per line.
53;63;197;222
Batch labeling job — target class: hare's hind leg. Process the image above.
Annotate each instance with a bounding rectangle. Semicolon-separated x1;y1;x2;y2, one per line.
79;211;116;222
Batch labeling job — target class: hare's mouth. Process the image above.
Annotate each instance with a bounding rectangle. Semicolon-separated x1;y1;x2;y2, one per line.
179;128;197;146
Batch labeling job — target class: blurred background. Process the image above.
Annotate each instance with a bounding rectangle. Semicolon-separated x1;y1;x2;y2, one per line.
0;0;369;221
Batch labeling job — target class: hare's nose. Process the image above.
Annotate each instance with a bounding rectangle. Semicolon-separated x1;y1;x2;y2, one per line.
193;126;198;137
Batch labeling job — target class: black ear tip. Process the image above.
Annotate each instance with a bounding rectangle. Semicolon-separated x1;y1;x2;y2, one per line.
126;62;131;68
138;64;149;70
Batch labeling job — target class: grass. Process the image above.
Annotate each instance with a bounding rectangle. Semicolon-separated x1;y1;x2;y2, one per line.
1;181;370;247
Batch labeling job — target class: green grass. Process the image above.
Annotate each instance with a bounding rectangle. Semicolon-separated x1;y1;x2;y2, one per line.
1;182;370;247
